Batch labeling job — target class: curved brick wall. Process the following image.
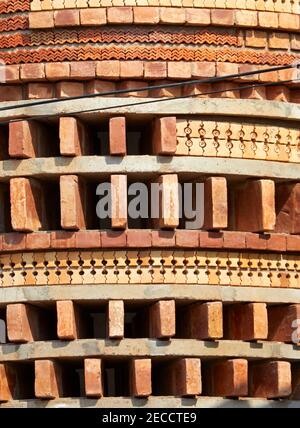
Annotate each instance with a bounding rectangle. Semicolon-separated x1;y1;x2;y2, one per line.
0;0;300;409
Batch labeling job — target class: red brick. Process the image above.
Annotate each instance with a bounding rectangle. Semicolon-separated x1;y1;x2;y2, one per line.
4;65;20;84
204;359;248;397
86;80;116;95
154;174;179;229
223;231;246;249
59;117;89;156
144;62;167;79
269;32;289;50
152;117;177;155
107;300;124;339
133;7;159;24
26;232;50;250
120;61;143;79
216;62;239;77
204;177;228;230
266;85;290;102
107;7;133;24
75;231;101;249
160;7;186;24
234;180;276;232
27;83;54;99
9;120;45;158
225;303;268;341
168;62;192;80
287;234;300;251
149;300;175;339
266;233;287;252
6;303;42;343
249;361;291;398
10;178;46;232
60;175;87;230
150;79;181;98
35;360;63;399
80;8;107;26
56;81;84;98
2;233;26;252
96;61;120;80
268;304;300;343
50;231;76;249
275;183;300;234
127;229;152;248
245;233;268;250
162;358;201;396
0;86;23;102
29;11;54;29
258;11;279;28
180;302;223;340
235;10;257;27
199;231;223;248
240;86;266;100
109;117;126;155
175;230;199;248
151;230;175;247
111;175;127;229
238;64;260;82
259;68;278;83
84;359;103;398
101;230;127;247
45;62;70;81
278;12;299;31
54;10;80;27
0;364;15;401
211;9;234;26
182;83;212;98
212;82;240;99
118;80;148;97
21;64;45;81
56;300;86;340
192;62;215;78
70;61;96;80
185;8;210;25
130;359;152;397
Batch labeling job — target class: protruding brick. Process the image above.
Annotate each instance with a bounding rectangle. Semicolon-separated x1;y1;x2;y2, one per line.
199;231;223;248
86;80;116;95
21;64;45;81
109;117;126;156
192;62;215;78
144;62;167;79
75;230;101;249
154;174;179;229
9;120;48;158
234;180;276;232
133;7;159;24
150;79;180;98
175;230;199;248
266;85;290;102
59;117;89;156
107;7;133;24
130;359;152;397
80;8;107;26
6;304;42;343
50;231;76;249
204;177;228;230
162;358;201;396
29;11;54;28
249;361;291;398
0;364;15;402
120;61;143;79
258;11;279;29
149;300;175;339
223;231;246;249
180;302;223;340
70;61;96;80
26;232;51;250
235;10;257;27
56;300;86;340
168;62;192;80
151;230;175;247
185;8;210;25
35;360;63;399
268;304;300;343
84;359;103;398
152;117;176;155
60;175;87;230
107;300;124;339
127;229;152;248
101;230;127;247
275;183;300;234
224;303;268;341
111;175;127;229
45;62;70;81
204;359;248;397
211;9;234;26
160;7;186;24
96;61;120;80
10;178;46;232
54;9;80;27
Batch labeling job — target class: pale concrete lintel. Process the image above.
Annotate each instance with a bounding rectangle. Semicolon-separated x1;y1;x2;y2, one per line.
0;397;299;408
0;285;300;307
0;156;299;182
1;98;300;124
1;339;300;363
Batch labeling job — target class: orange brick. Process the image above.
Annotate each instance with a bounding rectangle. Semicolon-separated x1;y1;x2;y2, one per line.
118;80;148;97
144;62;167;79
249;361;291;398
160;7;186;24
204;359;248;397
240;86;266;100
107;7;133;24
120;61;143;79
9;120;45;158
150;79;181;98
96;61;120;80
127;229;152;247
204;177;228;230
0;86;23;102
21;64;45;81
269;32;289;49
216;62;239;77
59;117;89;156
245;30;266;48
168;62;192;80
224;303;268;341
10;178;46;232
268;304;300;343
109;117;126;156
212;81;240;99
80;8;107;26
107;300;124;339
192;62;215;78
29;11;54;29
111;175;128;229
130;359;152;397
54;9;80;27
56;300;86;340
45;62;70;81
151;230;175;247
35;360;63;399
56;81;84;98
6;303;42;343
154;174;179;229
0;364;15;402
4;65;20;84
84;359;103;398
266;85;290;102
133;7;159;24
258;11;279;28
180;302;223;340
211;9;234;26
275;183;300;234
149;300;175;339
278;12;299;31
75;230;101;248
27;83;54;99
152;116;177;155
60;175;87;230
26;232;50;250
70;61;96;80
162;358;201;396
235;10;257;26
185;8;210;25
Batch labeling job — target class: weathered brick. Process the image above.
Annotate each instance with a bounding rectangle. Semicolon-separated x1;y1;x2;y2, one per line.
266;85;290;102
107;7;133;24
204;359;248;397
268;304;300;343
199;231;223;248
278;12;299;31
235;10;257;27
245;30;266;48
120;61;144;79
149;300;176;339
101;230;127;247
152;117;176;155
151;230;175;247
204;177;228;230
35;360;63;399
225;303;268;341
185;8;210;25
150;79;181;98
161;358;201;396
127;229;152;248
111;175;127;229
84;359;103;398
269;32;289;50
86;80;116;95
0;86;23;102
109;117;126;155
80;8;106;26
75;230;101;248
258;11;279;28
70;61;96;80
180;302;223;340
26;232;50;250
50;231;76;249
287;234;300;251
275;183;300;234
96;61;120;80
56;81;84;98
54;9;80;27
130;359;152;397
0;364;15;401
192;62;215;78
118;80;148;97
175;230;199;248
6;303;43;343
29;11;54;28
45;62;70;81
9;121;46;158
168;62;192;80
2;233;26;252
144;62;167;79
60;175;87;230
56;300;87;340
21;64;45;81
223;231;246;249
211;9;234;26
107;300;124;339
160;7;186;24
133;7;159;24
27;83;54;99
154;174;179;229
59;117;89;156
249;361;291;398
